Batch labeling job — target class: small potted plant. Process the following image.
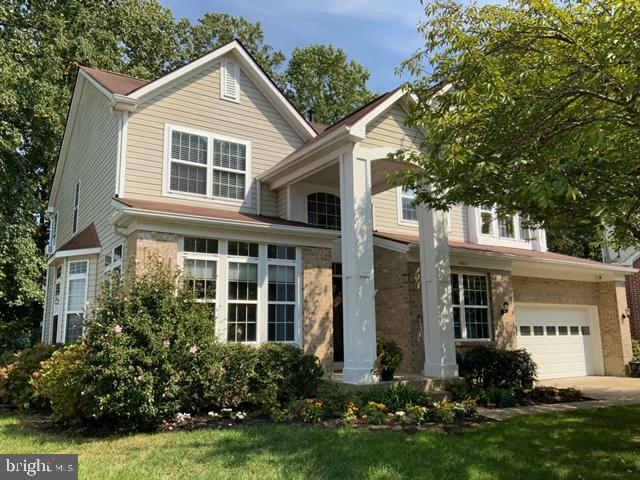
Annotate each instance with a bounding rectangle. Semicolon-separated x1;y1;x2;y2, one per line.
375;337;403;381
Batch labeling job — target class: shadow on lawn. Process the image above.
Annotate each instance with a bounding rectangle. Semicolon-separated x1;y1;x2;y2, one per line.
184;407;639;480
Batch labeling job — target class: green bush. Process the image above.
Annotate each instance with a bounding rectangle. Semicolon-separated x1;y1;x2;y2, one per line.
632;340;640;362
457;346;537;390
356;384;431;412
32;344;88;423
35;261;323;432
315;381;354;417
0;343;57;411
469;386;517;407
375;337;403;380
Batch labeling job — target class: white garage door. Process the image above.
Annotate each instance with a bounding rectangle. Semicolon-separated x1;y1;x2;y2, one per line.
515;305;603;379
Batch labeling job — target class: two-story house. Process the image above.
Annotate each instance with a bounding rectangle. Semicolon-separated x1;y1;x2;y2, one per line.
43;40;635;384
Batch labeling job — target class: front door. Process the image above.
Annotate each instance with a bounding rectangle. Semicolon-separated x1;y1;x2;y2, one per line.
332;263;344;363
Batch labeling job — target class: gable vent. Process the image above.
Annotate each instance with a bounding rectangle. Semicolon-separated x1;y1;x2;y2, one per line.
221;59;240;102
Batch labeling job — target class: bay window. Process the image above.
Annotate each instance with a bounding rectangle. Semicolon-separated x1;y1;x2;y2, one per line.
478;205;528;241
167;125;250;202
104;244;123;277
450;273;490;340
181;238;300;344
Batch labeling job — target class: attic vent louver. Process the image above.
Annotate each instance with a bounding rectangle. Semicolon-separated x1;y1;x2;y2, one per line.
221;58;240;102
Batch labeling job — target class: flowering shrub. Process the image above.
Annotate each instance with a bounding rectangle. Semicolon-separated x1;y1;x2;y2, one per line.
0;343;57;411
362;401;387;425
270;405;294;423
342;402;359;423
404;405;428;425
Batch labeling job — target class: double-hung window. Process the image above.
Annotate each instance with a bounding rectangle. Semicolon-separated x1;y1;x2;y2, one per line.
267;245;297;342
65;260;88;344
478;205;528;241
450;273;490;340
104;244;123;278
167;126;250;202
183;237;218;313
400;188;418;222
227;241;259;342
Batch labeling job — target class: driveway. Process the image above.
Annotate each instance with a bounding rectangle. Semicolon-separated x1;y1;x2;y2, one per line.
479;376;640;421
541;376;640;404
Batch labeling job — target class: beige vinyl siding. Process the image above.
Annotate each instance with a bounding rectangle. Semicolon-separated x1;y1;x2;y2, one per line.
361;104;422;150
278;188;288;219
124;53;304;213
45;77;121;341
362;105;468;241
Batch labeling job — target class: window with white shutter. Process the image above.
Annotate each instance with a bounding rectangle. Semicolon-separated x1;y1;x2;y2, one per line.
166;126;250;203
221;59;240;102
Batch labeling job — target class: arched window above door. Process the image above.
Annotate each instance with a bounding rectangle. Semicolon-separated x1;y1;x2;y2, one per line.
307;192;341;230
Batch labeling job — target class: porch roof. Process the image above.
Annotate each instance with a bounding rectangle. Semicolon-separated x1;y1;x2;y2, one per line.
373;230;636;274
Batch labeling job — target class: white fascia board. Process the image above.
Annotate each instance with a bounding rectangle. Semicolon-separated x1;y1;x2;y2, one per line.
259;125;352;185
127;41;315;140
354;88;408;129
449;246;638;274
373;236;410;254
112;205;339;240
47;247;101;265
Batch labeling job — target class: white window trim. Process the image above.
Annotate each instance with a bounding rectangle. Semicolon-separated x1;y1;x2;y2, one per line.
179;238;302;347
104;244;124;277
163;124;252;207
220;58;240;103
266;250;299;344
395;187;452;232
72;181;80;234
49;264;65;344
62;260;89;344
451;271;492;342
468;205;547;251
396;187;418;226
47;212;58;254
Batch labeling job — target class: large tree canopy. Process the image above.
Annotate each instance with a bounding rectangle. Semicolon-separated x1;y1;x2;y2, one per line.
397;0;640;248
285;44;376;125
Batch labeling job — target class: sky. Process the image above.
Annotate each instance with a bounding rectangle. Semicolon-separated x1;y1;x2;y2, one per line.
159;0;430;93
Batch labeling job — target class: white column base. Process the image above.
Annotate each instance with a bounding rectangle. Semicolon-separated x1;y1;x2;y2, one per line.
424;362;459;379
343;367;377;385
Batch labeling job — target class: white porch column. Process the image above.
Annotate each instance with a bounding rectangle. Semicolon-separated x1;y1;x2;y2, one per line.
418;204;459;378
339;144;377;384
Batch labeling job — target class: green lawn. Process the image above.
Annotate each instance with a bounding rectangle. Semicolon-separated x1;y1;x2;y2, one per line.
0;406;639;480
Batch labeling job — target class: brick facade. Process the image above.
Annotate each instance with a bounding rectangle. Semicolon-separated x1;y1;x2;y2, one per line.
625;257;640;339
302;247;334;373
513;276;633;375
373;247;423;373
127;230;179;272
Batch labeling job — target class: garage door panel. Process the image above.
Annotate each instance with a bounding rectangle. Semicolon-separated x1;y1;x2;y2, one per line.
516;305;600;379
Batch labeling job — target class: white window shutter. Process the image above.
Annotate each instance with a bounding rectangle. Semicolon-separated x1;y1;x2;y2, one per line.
221;59;239;101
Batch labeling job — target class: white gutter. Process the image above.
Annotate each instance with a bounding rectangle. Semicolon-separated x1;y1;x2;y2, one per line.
448;246;638;274
47;247;101;265
259;125;357;183
112;205;339;239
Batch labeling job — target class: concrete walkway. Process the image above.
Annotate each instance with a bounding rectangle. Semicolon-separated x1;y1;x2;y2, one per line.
478;376;640;421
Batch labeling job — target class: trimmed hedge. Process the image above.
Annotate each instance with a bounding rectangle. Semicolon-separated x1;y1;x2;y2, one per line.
457;346;537;390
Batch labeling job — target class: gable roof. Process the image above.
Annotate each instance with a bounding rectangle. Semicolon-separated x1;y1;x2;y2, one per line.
259;86;409;185
79;66;149;95
58;223;101;252
78;40;316;140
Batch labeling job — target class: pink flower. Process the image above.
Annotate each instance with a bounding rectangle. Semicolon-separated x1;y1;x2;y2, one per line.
114;325;123;333
189;345;198;354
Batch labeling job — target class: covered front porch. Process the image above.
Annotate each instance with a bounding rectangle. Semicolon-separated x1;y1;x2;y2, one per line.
259;90;459;385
